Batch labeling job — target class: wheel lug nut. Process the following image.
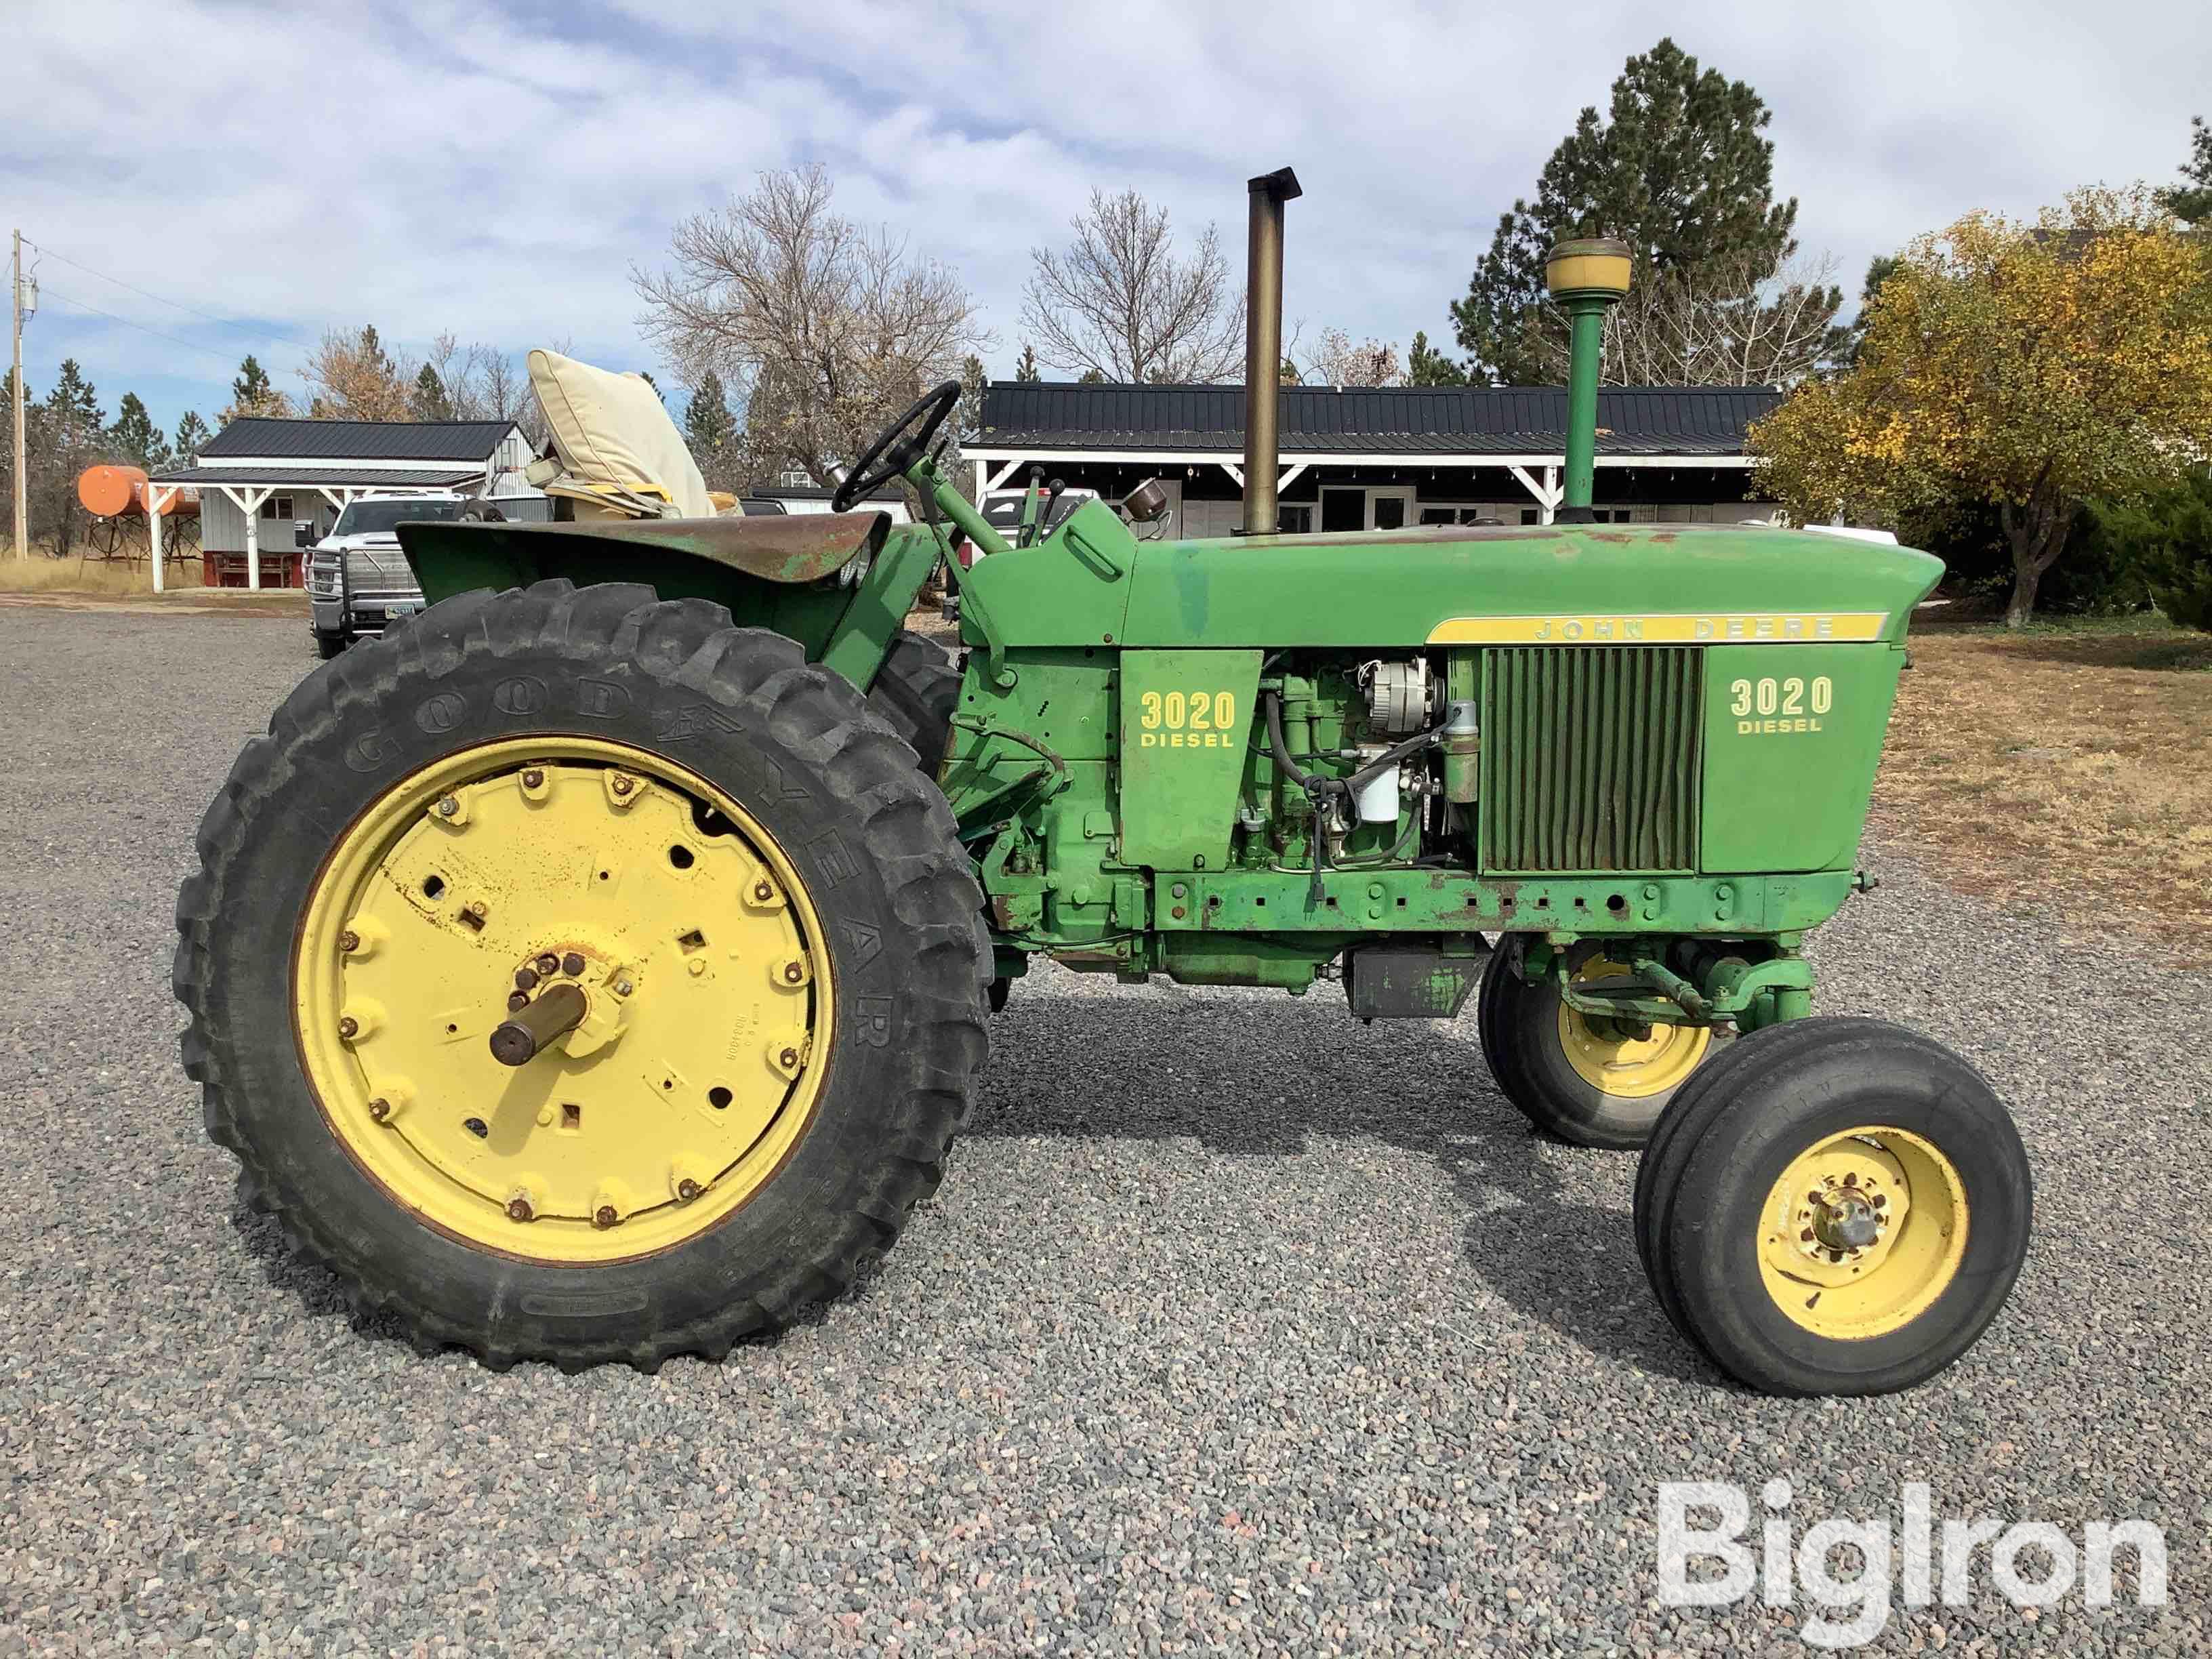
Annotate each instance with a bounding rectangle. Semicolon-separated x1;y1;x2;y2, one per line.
507;991;530;1012
752;880;773;901
367;1097;390;1122
561;953;586;977
522;768;544;788
610;774;634;796
340;929;361;952
337;1016;359;1039
594;1205;619;1229
515;966;540;992
436;795;460;817
676;1178;701;1202
783;962;804;983
535;953;559;976
507;1197;535;1223
779;1047;799;1069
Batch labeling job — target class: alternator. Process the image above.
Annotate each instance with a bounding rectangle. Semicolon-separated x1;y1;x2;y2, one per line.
1361;659;1429;735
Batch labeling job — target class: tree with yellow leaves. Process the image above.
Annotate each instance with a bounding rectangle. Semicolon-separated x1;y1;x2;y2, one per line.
1750;186;2212;627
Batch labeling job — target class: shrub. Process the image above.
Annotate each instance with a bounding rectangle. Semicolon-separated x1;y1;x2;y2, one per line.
2108;467;2212;631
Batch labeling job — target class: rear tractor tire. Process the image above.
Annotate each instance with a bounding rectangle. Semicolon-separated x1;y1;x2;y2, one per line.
1477;941;1714;1149
1634;1017;2032;1396
176;580;991;1371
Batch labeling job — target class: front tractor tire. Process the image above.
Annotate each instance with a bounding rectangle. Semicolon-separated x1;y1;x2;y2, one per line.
1633;1017;2032;1396
1477;943;1714;1149
175;580;990;1371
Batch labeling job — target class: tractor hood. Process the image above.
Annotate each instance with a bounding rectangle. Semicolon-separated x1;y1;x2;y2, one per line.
1112;521;1945;649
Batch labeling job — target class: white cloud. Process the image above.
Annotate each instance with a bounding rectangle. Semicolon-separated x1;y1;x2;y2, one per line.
7;0;2206;430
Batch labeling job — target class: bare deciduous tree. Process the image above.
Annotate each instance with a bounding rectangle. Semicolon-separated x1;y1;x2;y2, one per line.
1293;327;1404;388
1021;189;1243;384
1517;249;1845;388
633;165;990;486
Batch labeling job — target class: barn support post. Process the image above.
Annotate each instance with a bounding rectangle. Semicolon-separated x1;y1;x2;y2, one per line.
146;485;171;594
1508;463;1564;525
217;486;272;590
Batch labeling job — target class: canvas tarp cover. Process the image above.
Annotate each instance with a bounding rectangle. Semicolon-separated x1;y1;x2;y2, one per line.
527;349;714;519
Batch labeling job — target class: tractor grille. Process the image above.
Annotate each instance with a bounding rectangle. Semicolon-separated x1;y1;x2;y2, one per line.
1477;646;1702;873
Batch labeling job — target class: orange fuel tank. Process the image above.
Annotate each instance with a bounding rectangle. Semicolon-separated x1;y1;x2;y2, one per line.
77;465;200;518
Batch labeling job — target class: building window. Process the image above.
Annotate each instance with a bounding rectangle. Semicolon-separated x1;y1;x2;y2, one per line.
1277;504;1313;534
1520;508;1540;525
259;495;294;520
779;469;813;488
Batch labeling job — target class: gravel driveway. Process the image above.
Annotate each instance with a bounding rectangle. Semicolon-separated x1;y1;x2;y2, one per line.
1;608;2205;1656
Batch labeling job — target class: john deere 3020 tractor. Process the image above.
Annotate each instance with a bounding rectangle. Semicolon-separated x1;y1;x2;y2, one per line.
177;172;2030;1395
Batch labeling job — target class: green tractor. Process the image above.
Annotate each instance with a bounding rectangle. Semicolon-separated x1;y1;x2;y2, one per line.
176;172;2030;1396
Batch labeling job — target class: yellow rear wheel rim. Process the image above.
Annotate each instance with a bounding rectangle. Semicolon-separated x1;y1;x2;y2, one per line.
1555;956;1711;1099
292;737;834;1265
1757;1126;1968;1338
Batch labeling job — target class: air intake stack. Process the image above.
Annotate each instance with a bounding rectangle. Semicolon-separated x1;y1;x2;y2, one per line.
1544;237;1631;525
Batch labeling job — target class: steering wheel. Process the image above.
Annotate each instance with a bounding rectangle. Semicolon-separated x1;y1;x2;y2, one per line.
832;380;964;512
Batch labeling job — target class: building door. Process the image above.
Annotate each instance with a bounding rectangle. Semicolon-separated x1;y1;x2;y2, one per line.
1322;485;1416;532
1367;486;1414;530
1319;487;1366;533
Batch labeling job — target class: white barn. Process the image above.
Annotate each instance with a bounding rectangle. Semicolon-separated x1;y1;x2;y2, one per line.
152;417;531;589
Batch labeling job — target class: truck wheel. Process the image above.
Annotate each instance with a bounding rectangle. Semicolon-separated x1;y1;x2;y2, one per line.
1634;1017;2032;1396
1477;943;1712;1149
865;630;960;775
175;580;990;1371
314;630;346;660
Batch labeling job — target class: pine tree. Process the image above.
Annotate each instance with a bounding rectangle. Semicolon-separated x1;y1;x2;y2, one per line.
109;392;171;470
1450;39;1807;384
1015;343;1041;381
684;370;735;456
412;365;453;421
224;354;293;422
42;360;108;553
232;355;271;408
174;411;211;464
1841;255;1903;368
1407;331;1470;386
2158;116;2212;228
359;326;396;383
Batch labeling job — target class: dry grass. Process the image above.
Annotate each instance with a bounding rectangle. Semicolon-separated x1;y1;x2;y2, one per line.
0;550;209;594
1874;616;2212;962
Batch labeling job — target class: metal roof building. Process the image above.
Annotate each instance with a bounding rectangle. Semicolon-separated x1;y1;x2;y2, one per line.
966;381;1783;538
148;417;531;590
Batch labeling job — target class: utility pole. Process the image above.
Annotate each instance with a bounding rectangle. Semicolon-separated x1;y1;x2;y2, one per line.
11;228;26;561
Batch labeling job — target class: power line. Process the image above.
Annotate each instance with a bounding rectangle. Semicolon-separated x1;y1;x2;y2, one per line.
22;237;312;354
39;287;247;366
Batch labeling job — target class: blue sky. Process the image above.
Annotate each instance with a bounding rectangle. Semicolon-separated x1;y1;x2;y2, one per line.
7;0;2208;433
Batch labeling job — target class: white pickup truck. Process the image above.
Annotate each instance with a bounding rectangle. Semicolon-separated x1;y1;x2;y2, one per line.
306;492;551;657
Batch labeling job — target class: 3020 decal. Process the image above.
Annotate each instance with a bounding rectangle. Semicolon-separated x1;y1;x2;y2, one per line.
1729;674;1833;735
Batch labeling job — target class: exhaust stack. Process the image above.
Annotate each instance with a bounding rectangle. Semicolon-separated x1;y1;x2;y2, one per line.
1544;237;1631;524
1241;167;1302;535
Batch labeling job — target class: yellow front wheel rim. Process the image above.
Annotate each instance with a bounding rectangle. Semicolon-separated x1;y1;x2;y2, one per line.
1758;1126;1968;1338
292;737;834;1265
1555;956;1711;1099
